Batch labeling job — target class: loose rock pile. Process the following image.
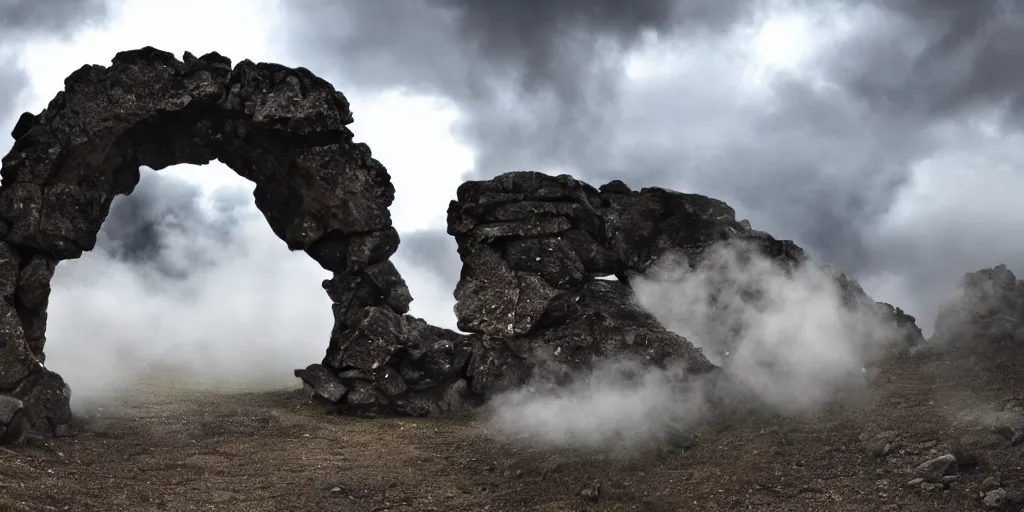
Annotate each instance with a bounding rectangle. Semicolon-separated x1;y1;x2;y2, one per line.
866;428;1024;509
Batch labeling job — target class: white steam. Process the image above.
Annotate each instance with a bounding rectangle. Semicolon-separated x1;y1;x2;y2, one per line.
488;359;707;450
45;166;335;408
488;241;902;448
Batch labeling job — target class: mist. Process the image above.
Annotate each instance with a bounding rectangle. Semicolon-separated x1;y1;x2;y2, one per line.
488;359;708;450
488;241;902;449
44;165;335;409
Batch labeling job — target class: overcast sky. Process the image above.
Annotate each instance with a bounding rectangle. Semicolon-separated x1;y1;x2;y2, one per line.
2;0;1023;398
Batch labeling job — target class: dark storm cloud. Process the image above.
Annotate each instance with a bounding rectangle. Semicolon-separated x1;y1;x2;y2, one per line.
839;0;1024;118
0;57;28;133
0;0;110;148
98;170;250;280
286;0;1024;330
290;0;763;177
0;0;108;33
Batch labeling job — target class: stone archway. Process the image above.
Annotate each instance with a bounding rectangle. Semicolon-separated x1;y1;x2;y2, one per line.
0;47;923;444
0;47;724;440
0;47;417;435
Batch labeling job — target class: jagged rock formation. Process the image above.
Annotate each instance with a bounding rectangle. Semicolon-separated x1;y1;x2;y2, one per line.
444;172;921;396
830;271;926;353
0;47;417;434
0;48;926;442
932;264;1024;351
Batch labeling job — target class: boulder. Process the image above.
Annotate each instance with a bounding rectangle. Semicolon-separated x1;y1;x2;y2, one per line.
0;395;24;444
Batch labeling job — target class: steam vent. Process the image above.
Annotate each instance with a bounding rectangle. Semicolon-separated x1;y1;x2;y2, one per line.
0;48;923;442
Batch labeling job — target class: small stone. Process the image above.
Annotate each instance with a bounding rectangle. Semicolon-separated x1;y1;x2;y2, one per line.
906;478;924;487
579;481;601;502
880;441;902;457
983;488;1007;508
0;408;26;445
293;364;348;403
993;425;1015;441
915;454;957;483
870;432;900;458
0;395;23;425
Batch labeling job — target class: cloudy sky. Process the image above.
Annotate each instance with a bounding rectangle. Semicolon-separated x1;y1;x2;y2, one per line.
2;0;1023;400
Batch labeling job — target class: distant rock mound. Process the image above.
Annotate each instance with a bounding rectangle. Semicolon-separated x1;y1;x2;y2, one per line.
0;46;414;434
932;264;1024;351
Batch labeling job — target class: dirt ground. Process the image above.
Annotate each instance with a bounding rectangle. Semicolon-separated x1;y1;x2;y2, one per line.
1;352;1022;512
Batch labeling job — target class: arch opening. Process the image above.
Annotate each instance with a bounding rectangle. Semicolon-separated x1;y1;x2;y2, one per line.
0;47;428;435
2;46;915;445
47;164;334;407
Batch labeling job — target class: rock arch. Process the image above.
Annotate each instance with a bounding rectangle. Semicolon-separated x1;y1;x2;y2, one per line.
0;47;724;439
0;47;417;435
0;47;923;443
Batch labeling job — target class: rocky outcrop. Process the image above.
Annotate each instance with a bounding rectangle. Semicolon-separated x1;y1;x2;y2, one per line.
447;175;728;386
829;269;926;353
444;172;921;397
0;48;926;441
932;264;1024;351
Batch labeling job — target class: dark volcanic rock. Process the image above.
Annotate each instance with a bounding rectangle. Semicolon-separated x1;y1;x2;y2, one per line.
0;47;412;439
931;264;1024;355
0;48;927;441
915;454;958;483
445;171;920;398
0;395;24;444
323;306;476;415
294;364;348;403
10;368;71;436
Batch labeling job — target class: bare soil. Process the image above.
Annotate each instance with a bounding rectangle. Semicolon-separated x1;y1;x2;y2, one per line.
1;352;1022;512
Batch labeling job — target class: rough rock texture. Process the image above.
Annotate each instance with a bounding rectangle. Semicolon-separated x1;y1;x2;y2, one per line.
932;264;1024;352
447;173;719;396
446;172;921;391
0;394;25;444
0;47;425;436
0;48;927;441
830;269;926;357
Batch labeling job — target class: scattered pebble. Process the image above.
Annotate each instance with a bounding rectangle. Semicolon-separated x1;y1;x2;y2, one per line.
579;481;601;502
